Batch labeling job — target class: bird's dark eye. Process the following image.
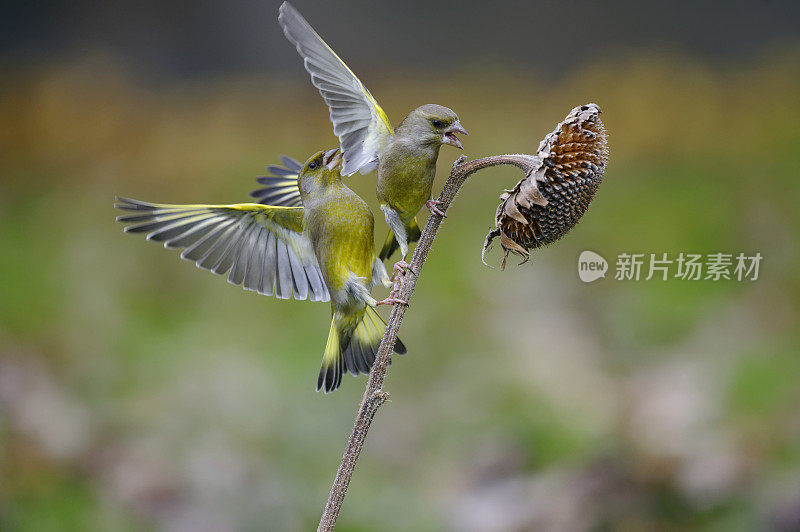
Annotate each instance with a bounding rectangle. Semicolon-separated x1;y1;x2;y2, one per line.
308;161;318;170
431;119;444;128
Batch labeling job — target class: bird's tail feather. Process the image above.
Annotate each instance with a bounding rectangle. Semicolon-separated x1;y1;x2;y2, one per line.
317;307;407;393
379;218;421;261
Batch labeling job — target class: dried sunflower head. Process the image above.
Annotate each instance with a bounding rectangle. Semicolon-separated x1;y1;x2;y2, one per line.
483;103;609;269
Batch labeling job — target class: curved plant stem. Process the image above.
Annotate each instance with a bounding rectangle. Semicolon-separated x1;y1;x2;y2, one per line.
317;154;536;531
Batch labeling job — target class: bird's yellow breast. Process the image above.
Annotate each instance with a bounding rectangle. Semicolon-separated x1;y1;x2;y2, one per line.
304;186;375;294
376;140;440;223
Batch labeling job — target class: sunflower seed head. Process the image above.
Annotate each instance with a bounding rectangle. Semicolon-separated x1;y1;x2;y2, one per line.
484;103;609;269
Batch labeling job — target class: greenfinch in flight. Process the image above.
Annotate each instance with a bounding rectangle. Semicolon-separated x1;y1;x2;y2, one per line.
276;2;468;269
116;148;405;393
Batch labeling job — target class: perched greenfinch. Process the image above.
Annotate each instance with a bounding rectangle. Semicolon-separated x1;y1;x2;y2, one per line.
276;2;468;267
116;148;405;393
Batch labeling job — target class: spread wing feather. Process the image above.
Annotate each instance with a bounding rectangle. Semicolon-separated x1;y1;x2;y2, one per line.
279;2;393;176
115;197;329;302
250;155;304;207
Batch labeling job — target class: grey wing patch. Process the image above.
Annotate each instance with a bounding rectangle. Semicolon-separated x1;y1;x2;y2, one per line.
115;197;330;302
228;222;259;286
243;225;268;291
250;155;303;207
275;238;294;299
278;2;393;176
287;244;309;300
259;231;278;296
304;264;328;302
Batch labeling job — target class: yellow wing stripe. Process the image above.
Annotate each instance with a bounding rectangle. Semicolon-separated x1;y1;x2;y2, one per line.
115;197;329;302
292;9;392;134
278;2;394;175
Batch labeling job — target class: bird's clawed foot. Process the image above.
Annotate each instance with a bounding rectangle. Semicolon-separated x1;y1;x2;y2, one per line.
378;260;410;306
379;270;408;306
426;199;447;218
376;295;408;306
392;260;410;279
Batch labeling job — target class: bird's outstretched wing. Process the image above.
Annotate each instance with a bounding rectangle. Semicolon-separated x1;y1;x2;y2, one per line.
250;155;303;207
279;2;393;176
115;197;329;302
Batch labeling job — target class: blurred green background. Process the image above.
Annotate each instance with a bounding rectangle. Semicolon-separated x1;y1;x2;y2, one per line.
1;1;799;530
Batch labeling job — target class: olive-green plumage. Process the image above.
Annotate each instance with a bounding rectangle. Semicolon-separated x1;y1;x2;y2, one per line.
115;148;405;393
278;2;468;262
376;104;465;260
298;149;407;392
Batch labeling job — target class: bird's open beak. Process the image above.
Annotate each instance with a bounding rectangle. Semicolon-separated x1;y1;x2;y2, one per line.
442;121;468;150
323;147;342;170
